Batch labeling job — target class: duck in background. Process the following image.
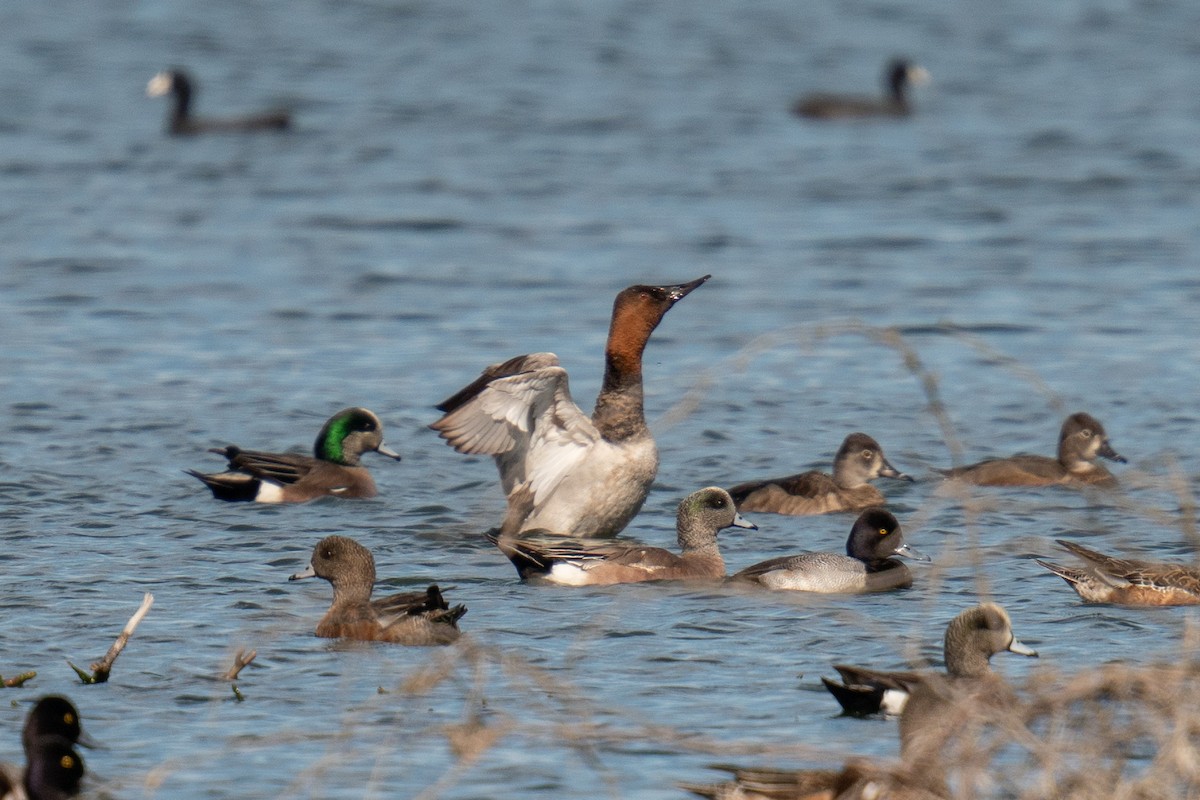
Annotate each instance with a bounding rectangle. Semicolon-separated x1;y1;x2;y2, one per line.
187;407;401;502
146;68;291;135
728;432;912;515
939;412;1125;488
432;276;709;538
728;507;927;593
488;486;755;586
793;58;930;120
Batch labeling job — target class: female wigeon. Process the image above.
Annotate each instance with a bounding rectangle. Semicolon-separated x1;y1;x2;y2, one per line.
289;536;465;645
793;58;930;119
188;407;401;502
939;412;1125;488
146;68;291;136
431;276;709;538
822;603;1036;720
728;508;928;593
488;487;755;586
728;433;912;515
1037;539;1200;606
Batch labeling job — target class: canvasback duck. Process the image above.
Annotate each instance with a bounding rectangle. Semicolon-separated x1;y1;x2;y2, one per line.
146;69;291;136
681;759;948;800
188;407;401;503
1037;539;1200;606
823;603;1036;722
939;412;1126;488
728;508;928;593
0;735;84;800
431;275;710;538
793;58;930;119
487;486;755;586
289;536;465;645
728;432;912;515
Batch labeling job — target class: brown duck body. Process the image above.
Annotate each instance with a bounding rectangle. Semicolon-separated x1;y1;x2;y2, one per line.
290;536;465;645
1037;539;1200;606
793;59;929;120
729;434;911;516
681;759;947;800
941;412;1125;488
489;487;756;586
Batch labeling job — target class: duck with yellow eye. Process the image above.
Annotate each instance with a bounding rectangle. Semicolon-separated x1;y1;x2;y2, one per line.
729;508;929;593
2;695;90;799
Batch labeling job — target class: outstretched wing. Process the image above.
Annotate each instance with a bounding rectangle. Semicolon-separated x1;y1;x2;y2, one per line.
431;353;599;500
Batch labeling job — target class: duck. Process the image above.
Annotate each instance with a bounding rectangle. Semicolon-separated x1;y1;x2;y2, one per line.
680;759;948;800
728;433;912;516
939;411;1126;488
431;275;710;538
1036;539;1200;606
824;603;1036;721
728;508;927;593
146;68;291;136
792;58;930;120
289;535;465;645
0;735;84;800
20;697;93;754
187;407;401;503
897;604;1037;769
487;486;755;586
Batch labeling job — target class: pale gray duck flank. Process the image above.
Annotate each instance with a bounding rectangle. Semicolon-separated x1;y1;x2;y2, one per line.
729;508;928;593
488;487;755;586
432;276;709;538
728;432;912;516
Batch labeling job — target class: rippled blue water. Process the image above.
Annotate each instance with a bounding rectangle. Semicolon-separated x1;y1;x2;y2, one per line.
3;0;1200;797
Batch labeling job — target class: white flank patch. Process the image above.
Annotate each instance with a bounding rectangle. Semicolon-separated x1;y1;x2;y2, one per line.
146;72;172;97
547;563;591;587
255;481;286;504
880;689;909;716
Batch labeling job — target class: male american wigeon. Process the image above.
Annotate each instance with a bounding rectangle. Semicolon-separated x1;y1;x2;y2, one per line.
488;487;755;586
939;411;1125;488
792;58;931;119
146;68;291;136
289;536;465;645
823;602;1036;720
1037;539;1200;606
431;276;709;538
0;735;84;800
728;508;928;593
681;758;948;800
728;433;912;516
897;604;1037;769
188;407;401;503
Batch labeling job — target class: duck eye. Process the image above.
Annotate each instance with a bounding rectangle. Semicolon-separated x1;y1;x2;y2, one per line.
1080;429;1092;438
861;450;874;460
879;528;889;536
60;755;75;769
64;713;75;725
